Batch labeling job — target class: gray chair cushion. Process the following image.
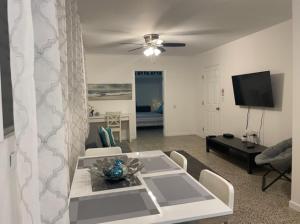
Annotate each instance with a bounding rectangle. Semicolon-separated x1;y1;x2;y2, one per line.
255;138;292;171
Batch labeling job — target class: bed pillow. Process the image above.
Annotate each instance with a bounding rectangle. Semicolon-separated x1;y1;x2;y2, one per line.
98;127;111;147
156;103;163;114
106;127;117;146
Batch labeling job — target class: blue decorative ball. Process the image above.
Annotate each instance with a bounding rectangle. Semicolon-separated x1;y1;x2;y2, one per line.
110;166;123;178
114;159;124;167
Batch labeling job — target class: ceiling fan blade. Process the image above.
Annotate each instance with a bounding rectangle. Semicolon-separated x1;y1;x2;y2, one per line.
157;47;166;53
160;28;229;36
128;46;144;52
120;43;144;46
162;42;186;47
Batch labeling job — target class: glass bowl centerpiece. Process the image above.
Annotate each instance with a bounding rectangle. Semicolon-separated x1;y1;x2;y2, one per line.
90;157;143;182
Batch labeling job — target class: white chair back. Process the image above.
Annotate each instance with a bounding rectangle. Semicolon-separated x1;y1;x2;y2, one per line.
105;112;122;141
199;169;234;210
105;112;121;128
170;151;188;171
85;147;122;157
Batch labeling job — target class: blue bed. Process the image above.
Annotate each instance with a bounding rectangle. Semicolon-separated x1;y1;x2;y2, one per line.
136;112;163;127
136;106;163;127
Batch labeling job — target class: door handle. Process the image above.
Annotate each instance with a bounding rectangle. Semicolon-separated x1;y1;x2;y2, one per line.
216;107;220;111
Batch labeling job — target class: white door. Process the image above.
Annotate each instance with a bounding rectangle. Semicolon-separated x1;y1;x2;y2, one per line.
203;66;221;136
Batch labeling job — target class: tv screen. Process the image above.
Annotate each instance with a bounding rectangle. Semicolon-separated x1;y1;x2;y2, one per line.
232;71;274;107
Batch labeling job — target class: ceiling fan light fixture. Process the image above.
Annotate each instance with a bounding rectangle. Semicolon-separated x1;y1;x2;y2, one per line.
126;33;186;55
143;47;154;56
154;48;161;56
156;39;163;45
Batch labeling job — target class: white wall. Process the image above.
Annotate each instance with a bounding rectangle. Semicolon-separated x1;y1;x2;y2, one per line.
195;20;293;147
0;135;18;223
290;0;300;212
86;54;197;139
136;75;162;107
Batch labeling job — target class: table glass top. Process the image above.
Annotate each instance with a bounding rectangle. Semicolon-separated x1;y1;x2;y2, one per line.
70;152;232;224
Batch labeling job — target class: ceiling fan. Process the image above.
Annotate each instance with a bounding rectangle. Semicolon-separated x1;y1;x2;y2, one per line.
124;34;186;56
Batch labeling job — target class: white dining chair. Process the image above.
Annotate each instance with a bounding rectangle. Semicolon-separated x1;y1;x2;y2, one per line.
199;169;234;211
85;147;122;157
170;151;188;171
105;112;122;142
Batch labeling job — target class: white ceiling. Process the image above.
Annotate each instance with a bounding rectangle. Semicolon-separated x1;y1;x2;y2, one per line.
77;0;292;56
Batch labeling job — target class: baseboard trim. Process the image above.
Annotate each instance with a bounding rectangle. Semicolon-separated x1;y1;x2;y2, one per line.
164;132;196;137
195;133;206;139
289;200;300;212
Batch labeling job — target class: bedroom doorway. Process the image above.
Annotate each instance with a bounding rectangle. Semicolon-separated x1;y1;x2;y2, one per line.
135;71;164;138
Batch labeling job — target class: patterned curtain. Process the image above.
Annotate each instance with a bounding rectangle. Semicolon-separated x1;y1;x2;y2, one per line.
8;0;88;223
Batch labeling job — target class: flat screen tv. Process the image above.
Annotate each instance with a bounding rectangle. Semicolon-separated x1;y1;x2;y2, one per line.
232;71;274;107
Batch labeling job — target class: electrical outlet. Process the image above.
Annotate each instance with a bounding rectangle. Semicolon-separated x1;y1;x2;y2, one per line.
246;130;259;144
247;130;258;136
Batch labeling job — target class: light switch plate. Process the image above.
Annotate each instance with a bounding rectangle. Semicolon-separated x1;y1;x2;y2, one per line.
10;152;16;169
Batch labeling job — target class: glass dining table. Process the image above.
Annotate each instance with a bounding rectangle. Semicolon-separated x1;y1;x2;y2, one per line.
69;150;232;224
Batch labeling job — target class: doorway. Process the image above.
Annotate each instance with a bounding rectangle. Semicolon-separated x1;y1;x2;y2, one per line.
203;66;221;136
135;71;164;138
